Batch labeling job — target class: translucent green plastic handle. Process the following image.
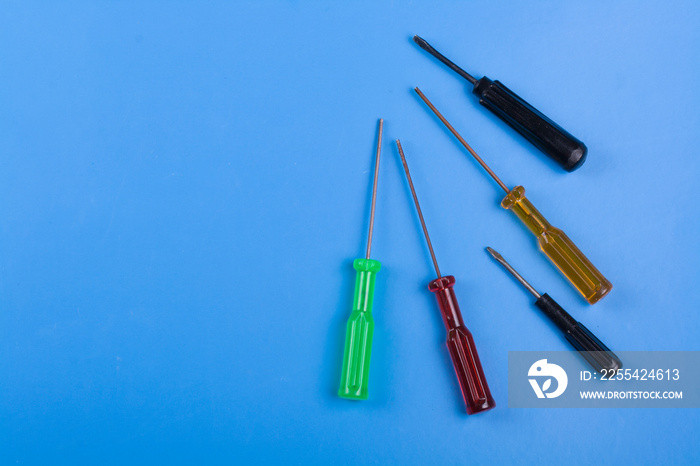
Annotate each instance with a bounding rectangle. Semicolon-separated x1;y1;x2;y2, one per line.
338;258;381;400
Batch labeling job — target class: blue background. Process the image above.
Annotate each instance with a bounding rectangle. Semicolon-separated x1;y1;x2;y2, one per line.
1;1;698;464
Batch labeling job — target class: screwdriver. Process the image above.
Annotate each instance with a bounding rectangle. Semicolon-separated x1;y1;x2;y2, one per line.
396;139;495;415
487;247;622;373
415;88;612;304
338;119;384;400
413;35;587;172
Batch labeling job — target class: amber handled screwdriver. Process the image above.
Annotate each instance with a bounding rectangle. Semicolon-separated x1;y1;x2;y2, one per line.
413;35;587;172
487;247;622;373
397;140;495;415
415;88;612;304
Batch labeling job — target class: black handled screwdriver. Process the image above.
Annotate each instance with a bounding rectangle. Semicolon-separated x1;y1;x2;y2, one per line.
413;35;587;172
487;247;622;373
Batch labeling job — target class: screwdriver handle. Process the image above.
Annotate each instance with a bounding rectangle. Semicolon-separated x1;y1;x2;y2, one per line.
535;293;623;373
502;186;612;304
338;258;381;400
428;275;495;414
472;77;587;172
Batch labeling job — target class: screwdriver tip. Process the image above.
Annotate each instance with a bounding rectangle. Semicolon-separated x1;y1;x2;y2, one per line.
414;87;426;100
410;35;477;85
396;139;404;157
413;35;427;47
485;247;541;298
485;247;502;261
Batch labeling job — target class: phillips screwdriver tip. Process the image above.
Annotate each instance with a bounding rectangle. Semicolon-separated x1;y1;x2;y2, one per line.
486;247;541;299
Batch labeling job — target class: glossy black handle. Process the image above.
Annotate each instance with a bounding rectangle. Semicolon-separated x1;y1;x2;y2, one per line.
535;294;622;373
565;322;623;374
472;77;587;172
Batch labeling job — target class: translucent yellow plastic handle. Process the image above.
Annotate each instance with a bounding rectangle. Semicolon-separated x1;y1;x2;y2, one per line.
501;186;612;304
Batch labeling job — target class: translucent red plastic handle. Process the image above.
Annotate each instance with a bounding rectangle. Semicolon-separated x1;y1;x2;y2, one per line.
429;275;496;415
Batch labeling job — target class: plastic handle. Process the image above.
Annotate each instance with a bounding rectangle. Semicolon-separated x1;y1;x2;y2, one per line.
502;186;612;304
338;258;381;400
535;293;623;373
428;275;495;414
472;77;587;172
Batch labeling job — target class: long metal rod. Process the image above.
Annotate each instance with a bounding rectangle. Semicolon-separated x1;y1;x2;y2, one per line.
413;35;477;85
414;87;510;193
396;140;441;278
366;119;383;259
486;247;541;298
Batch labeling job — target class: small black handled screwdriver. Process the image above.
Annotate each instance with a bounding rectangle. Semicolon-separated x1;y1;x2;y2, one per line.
487;247;622;373
413;35;587;172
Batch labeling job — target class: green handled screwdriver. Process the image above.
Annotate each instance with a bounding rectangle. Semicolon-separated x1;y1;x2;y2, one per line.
338;119;384;400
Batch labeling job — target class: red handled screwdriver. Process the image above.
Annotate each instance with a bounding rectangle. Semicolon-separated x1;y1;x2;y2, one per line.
396;140;495;415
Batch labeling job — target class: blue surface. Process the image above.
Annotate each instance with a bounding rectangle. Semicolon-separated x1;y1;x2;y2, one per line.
1;1;699;464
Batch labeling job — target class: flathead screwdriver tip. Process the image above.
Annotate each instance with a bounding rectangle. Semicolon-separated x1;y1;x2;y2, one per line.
412;35;427;47
412;35;477;85
485;247;502;261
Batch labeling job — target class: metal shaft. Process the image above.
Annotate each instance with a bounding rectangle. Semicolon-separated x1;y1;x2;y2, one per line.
413;35;477;85
486;247;541;298
396;140;441;278
366;119;383;259
414;87;510;194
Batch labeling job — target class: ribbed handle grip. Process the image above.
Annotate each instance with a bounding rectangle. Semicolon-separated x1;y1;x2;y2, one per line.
338;258;381;400
502;186;613;304
535;293;623;373
473;77;587;172
429;276;495;414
